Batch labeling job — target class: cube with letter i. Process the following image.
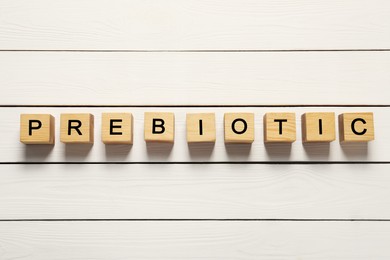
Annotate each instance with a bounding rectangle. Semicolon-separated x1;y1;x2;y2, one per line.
302;112;335;143
186;113;216;143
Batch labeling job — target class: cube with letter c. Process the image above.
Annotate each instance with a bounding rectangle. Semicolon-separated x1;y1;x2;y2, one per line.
60;113;94;143
20;114;55;144
339;112;374;142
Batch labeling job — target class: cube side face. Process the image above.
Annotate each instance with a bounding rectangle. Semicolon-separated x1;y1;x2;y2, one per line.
224;113;254;143
264;113;296;143
20;114;55;144
186;113;216;143
60;113;94;144
101;113;133;144
144;112;175;143
340;113;374;142
302;112;335;143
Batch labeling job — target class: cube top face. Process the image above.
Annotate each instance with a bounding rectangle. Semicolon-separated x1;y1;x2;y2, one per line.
339;112;374;142
60;113;94;144
224;113;254;144
264;113;296;143
101;113;133;144
20;114;55;144
186;113;216;143
144;112;175;143
302;112;335;143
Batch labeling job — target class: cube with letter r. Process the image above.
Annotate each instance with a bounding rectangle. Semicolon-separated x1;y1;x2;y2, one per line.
60;113;94;144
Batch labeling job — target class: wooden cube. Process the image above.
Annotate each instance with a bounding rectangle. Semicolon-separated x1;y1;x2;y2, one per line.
144;112;175;143
60;113;94;143
302;112;335;143
20;114;55;144
224;113;254;143
101;113;133;144
264;113;296;143
339;112;374;142
186;113;216;143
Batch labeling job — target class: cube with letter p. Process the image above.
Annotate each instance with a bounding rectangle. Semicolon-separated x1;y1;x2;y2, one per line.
20;114;55;144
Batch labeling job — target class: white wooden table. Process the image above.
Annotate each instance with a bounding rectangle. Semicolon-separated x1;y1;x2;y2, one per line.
0;1;390;259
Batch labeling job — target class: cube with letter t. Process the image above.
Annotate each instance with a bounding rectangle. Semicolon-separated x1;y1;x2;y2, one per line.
264;112;296;143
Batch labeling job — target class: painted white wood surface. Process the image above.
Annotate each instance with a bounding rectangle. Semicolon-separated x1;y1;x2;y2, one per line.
2;107;387;162
1;52;389;105
0;0;389;50
0;164;389;219
1;221;390;260
2;0;390;258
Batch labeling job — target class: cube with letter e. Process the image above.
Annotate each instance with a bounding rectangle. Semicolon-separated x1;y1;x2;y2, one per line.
20;114;55;144
102;113;133;144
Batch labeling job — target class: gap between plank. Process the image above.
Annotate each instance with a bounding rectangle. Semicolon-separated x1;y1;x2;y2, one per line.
1;105;390;108
0;162;389;165
1;219;390;222
1;49;390;52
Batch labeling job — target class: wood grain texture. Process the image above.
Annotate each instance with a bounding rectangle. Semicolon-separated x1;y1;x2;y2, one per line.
0;0;389;50
0;164;390;219
0;52;390;105
1;221;390;259
2;107;389;162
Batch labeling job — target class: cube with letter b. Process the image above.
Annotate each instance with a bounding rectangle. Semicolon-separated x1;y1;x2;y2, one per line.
101;113;133;144
339;112;374;142
20;114;55;144
144;112;175;143
60;113;94;143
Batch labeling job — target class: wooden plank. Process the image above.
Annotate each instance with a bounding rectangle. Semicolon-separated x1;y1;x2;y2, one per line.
1;221;390;259
0;0;389;50
0;52;389;105
1;107;389;162
1;164;390;219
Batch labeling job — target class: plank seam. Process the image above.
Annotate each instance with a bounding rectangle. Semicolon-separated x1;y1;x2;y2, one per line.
1;219;390;222
1;49;390;52
1;162;389;165
1;105;390;108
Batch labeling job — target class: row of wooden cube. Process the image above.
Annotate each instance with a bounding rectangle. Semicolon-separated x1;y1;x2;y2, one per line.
20;112;374;144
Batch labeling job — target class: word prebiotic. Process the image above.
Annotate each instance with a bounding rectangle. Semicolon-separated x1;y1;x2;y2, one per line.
20;112;375;145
